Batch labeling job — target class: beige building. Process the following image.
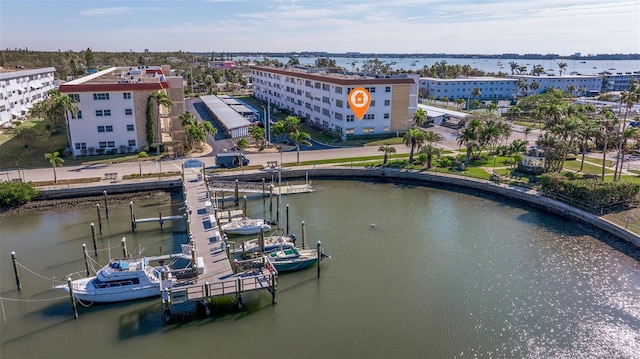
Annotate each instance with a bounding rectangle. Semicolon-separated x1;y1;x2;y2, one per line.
252;66;418;138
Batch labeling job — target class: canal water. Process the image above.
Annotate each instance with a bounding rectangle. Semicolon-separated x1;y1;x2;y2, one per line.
1;181;639;358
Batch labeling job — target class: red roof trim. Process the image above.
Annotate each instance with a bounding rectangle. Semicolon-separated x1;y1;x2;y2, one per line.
59;82;169;93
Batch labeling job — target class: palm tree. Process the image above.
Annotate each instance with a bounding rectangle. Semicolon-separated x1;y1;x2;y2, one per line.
403;128;426;163
413;108;427;128
44;151;64;183
557;62;568;76
378;144;396;166
289;129;312;164
147;90;174;155
180;112;217;152
420;144;442;169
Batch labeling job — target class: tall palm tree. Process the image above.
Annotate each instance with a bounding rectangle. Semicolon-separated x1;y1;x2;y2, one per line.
614;84;640;181
289;129;312;164
403;128;426;163
557;62;568;76
413;108;427;128
44;151;64;183
378;144;396;166
147;90;174;155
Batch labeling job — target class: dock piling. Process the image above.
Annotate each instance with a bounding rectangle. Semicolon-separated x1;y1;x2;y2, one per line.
90;223;98;256
103;190;109;219
317;241;321;278
10;251;21;290
82;244;90;277
234;179;239;206
96;204;102;234
121;237;127;258
67;277;78;319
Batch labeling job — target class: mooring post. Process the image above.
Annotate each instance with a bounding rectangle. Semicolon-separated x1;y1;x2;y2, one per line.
67;277;78;319
159;211;163;230
317;241;321;278
96;204;102;234
271;272;277;304
276;195;280;225
103;190;109;219
269;185;274;223
82;244;90;277
259;227;265;253
243;195;247;217
121;237;127;258
234;179;239;206
286;204;290;235
90;223;97;257
301;221;306;249
236;276;243;309
11;251;21;290
129;201;135;232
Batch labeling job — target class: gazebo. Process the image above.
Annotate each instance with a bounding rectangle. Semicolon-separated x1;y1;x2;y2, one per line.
518;147;546;175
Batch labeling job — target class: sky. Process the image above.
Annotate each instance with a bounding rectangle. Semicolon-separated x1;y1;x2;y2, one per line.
1;0;639;55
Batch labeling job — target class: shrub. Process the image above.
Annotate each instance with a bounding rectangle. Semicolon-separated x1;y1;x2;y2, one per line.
0;181;39;207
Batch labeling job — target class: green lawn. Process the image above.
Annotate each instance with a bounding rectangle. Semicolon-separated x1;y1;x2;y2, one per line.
0;120;70;169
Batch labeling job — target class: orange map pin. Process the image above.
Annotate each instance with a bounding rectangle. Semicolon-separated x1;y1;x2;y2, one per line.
348;87;371;120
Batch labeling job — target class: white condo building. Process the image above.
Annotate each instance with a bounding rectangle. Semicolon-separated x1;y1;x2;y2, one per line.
58;65;184;158
251;66;418;138
418;76;518;102
509;74;602;96
0;67;56;127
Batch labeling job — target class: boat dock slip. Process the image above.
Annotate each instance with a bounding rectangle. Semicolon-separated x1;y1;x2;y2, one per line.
207;179;313;195
161;169;277;322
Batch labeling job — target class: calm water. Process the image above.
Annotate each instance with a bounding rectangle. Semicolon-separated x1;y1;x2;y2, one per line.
1;181;640;358
238;56;640;75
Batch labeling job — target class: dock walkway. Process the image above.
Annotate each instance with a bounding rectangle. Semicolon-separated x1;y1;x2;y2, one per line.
160;169;277;321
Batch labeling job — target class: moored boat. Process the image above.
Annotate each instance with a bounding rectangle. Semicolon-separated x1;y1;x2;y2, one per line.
221;218;271;235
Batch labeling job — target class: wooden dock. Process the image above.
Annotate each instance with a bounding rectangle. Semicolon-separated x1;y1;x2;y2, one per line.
160;169;277;322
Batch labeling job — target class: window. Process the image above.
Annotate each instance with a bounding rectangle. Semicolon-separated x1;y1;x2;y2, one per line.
125;109;132;115
93;93;109;100
97;126;105;132
128;140;136;147
127;124;134;131
69;94;80;102
123;92;132;99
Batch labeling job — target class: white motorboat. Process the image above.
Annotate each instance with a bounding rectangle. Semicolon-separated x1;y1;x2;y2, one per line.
221;218;271;235
231;234;296;255
268;247;323;272
54;254;198;303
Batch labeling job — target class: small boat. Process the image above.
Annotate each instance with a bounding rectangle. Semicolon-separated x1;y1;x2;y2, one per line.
268;247;328;272
231;234;296;255
54;257;190;303
221;218;271;235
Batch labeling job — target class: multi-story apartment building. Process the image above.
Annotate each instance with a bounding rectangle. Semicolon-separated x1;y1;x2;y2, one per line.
0;67;56;127
509;74;602;96
58;65;184;158
251;66;418;138
418;76;518;102
601;72;640;92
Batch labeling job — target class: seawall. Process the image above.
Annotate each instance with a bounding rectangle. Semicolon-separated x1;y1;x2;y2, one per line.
33;169;640;249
